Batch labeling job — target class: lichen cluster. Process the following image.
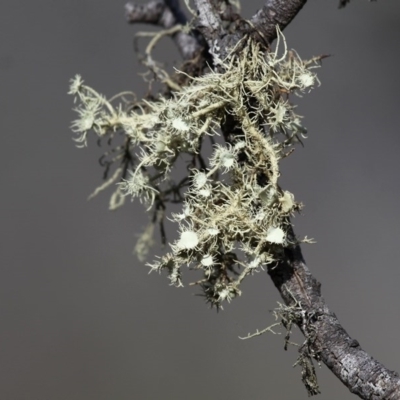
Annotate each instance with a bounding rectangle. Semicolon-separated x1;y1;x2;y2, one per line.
69;31;320;308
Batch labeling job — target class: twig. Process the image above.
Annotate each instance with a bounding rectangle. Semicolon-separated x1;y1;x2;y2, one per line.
125;1;201;59
250;0;308;43
239;323;281;340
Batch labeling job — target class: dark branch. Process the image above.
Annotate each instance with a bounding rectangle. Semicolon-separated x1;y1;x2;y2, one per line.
193;0;225;46
125;1;201;59
123;1;400;397
250;0;308;43
164;0;188;24
269;229;400;398
125;0;165;24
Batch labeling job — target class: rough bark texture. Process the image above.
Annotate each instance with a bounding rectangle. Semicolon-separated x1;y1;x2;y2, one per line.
126;1;400;398
250;0;308;43
125;0;201;59
193;0;225;42
271;232;400;399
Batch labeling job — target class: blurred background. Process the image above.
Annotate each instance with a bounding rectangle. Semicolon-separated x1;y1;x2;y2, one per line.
1;1;400;399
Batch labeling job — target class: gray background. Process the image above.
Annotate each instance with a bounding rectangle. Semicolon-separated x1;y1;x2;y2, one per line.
1;1;400;399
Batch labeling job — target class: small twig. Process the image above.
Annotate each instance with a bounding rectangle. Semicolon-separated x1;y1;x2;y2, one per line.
125;1;201;59
239;323;281;340
250;0;308;43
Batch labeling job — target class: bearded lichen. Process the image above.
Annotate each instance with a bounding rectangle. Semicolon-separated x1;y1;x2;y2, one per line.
69;30;321;308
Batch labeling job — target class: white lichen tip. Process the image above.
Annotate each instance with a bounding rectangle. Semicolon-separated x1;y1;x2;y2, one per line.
172;117;190;132
298;71;316;89
201;254;215;267
192;171;208;189
266;226;285;244
207;227;220;236
68;74;84;95
176;230;199;250
279;191;295;213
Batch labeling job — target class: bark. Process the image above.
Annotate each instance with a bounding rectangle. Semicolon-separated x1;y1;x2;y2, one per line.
193;0;225;43
125;1;400;398
250;0;308;43
270;229;400;398
125;0;201;59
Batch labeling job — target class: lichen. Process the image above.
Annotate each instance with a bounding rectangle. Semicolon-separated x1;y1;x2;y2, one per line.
69;30;321;308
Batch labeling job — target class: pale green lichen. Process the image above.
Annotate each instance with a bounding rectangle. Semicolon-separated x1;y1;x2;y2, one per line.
69;30;320;308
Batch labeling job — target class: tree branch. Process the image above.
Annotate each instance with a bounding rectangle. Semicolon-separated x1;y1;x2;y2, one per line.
164;0;188;25
270;228;400;398
250;0;308;43
193;0;225;46
125;1;201;59
123;1;400;397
